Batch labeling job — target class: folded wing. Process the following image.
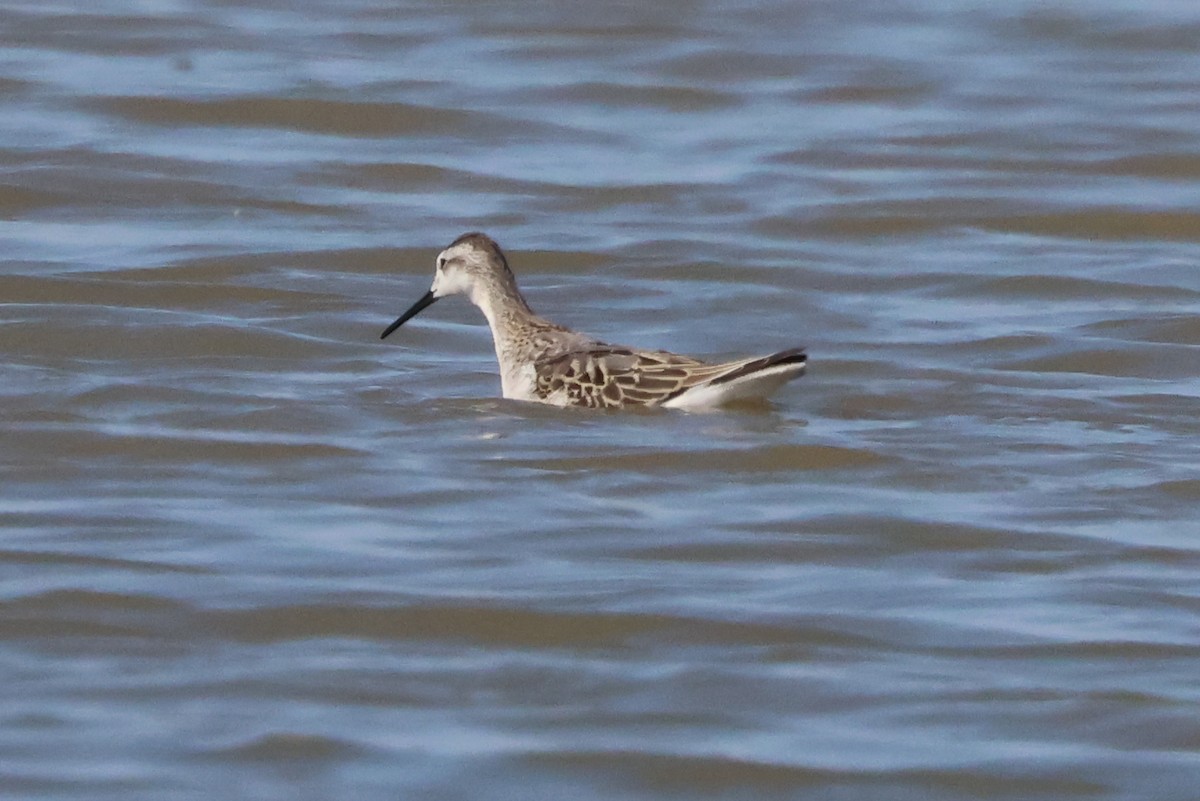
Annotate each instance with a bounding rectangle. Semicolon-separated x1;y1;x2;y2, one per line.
534;346;806;409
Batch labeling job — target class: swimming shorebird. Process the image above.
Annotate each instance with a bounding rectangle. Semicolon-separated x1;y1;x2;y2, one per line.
380;232;806;409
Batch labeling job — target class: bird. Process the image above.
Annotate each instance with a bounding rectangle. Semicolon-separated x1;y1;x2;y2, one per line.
379;232;806;410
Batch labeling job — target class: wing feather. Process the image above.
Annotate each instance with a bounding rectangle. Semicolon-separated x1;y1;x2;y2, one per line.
535;347;726;408
533;344;805;408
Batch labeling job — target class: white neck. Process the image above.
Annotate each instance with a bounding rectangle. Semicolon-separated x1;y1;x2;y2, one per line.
468;281;538;399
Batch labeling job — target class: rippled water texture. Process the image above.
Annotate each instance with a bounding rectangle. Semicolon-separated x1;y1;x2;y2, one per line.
4;1;1200;799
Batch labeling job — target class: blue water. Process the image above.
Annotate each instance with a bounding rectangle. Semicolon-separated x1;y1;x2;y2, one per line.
3;1;1200;799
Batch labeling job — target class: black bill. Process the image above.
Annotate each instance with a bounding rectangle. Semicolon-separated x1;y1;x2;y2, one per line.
380;289;439;340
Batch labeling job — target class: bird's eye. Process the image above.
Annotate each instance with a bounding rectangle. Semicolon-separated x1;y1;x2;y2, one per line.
437;257;446;269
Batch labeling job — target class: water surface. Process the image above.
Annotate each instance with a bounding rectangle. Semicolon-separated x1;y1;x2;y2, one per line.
3;1;1200;799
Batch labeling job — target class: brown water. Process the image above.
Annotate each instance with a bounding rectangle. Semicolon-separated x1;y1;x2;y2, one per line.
4;1;1200;799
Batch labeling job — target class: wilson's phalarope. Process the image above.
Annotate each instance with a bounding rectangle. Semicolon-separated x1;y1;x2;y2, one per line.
380;232;806;409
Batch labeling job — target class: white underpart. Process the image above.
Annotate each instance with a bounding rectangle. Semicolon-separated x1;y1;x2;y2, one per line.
661;362;807;410
504;362;540;402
